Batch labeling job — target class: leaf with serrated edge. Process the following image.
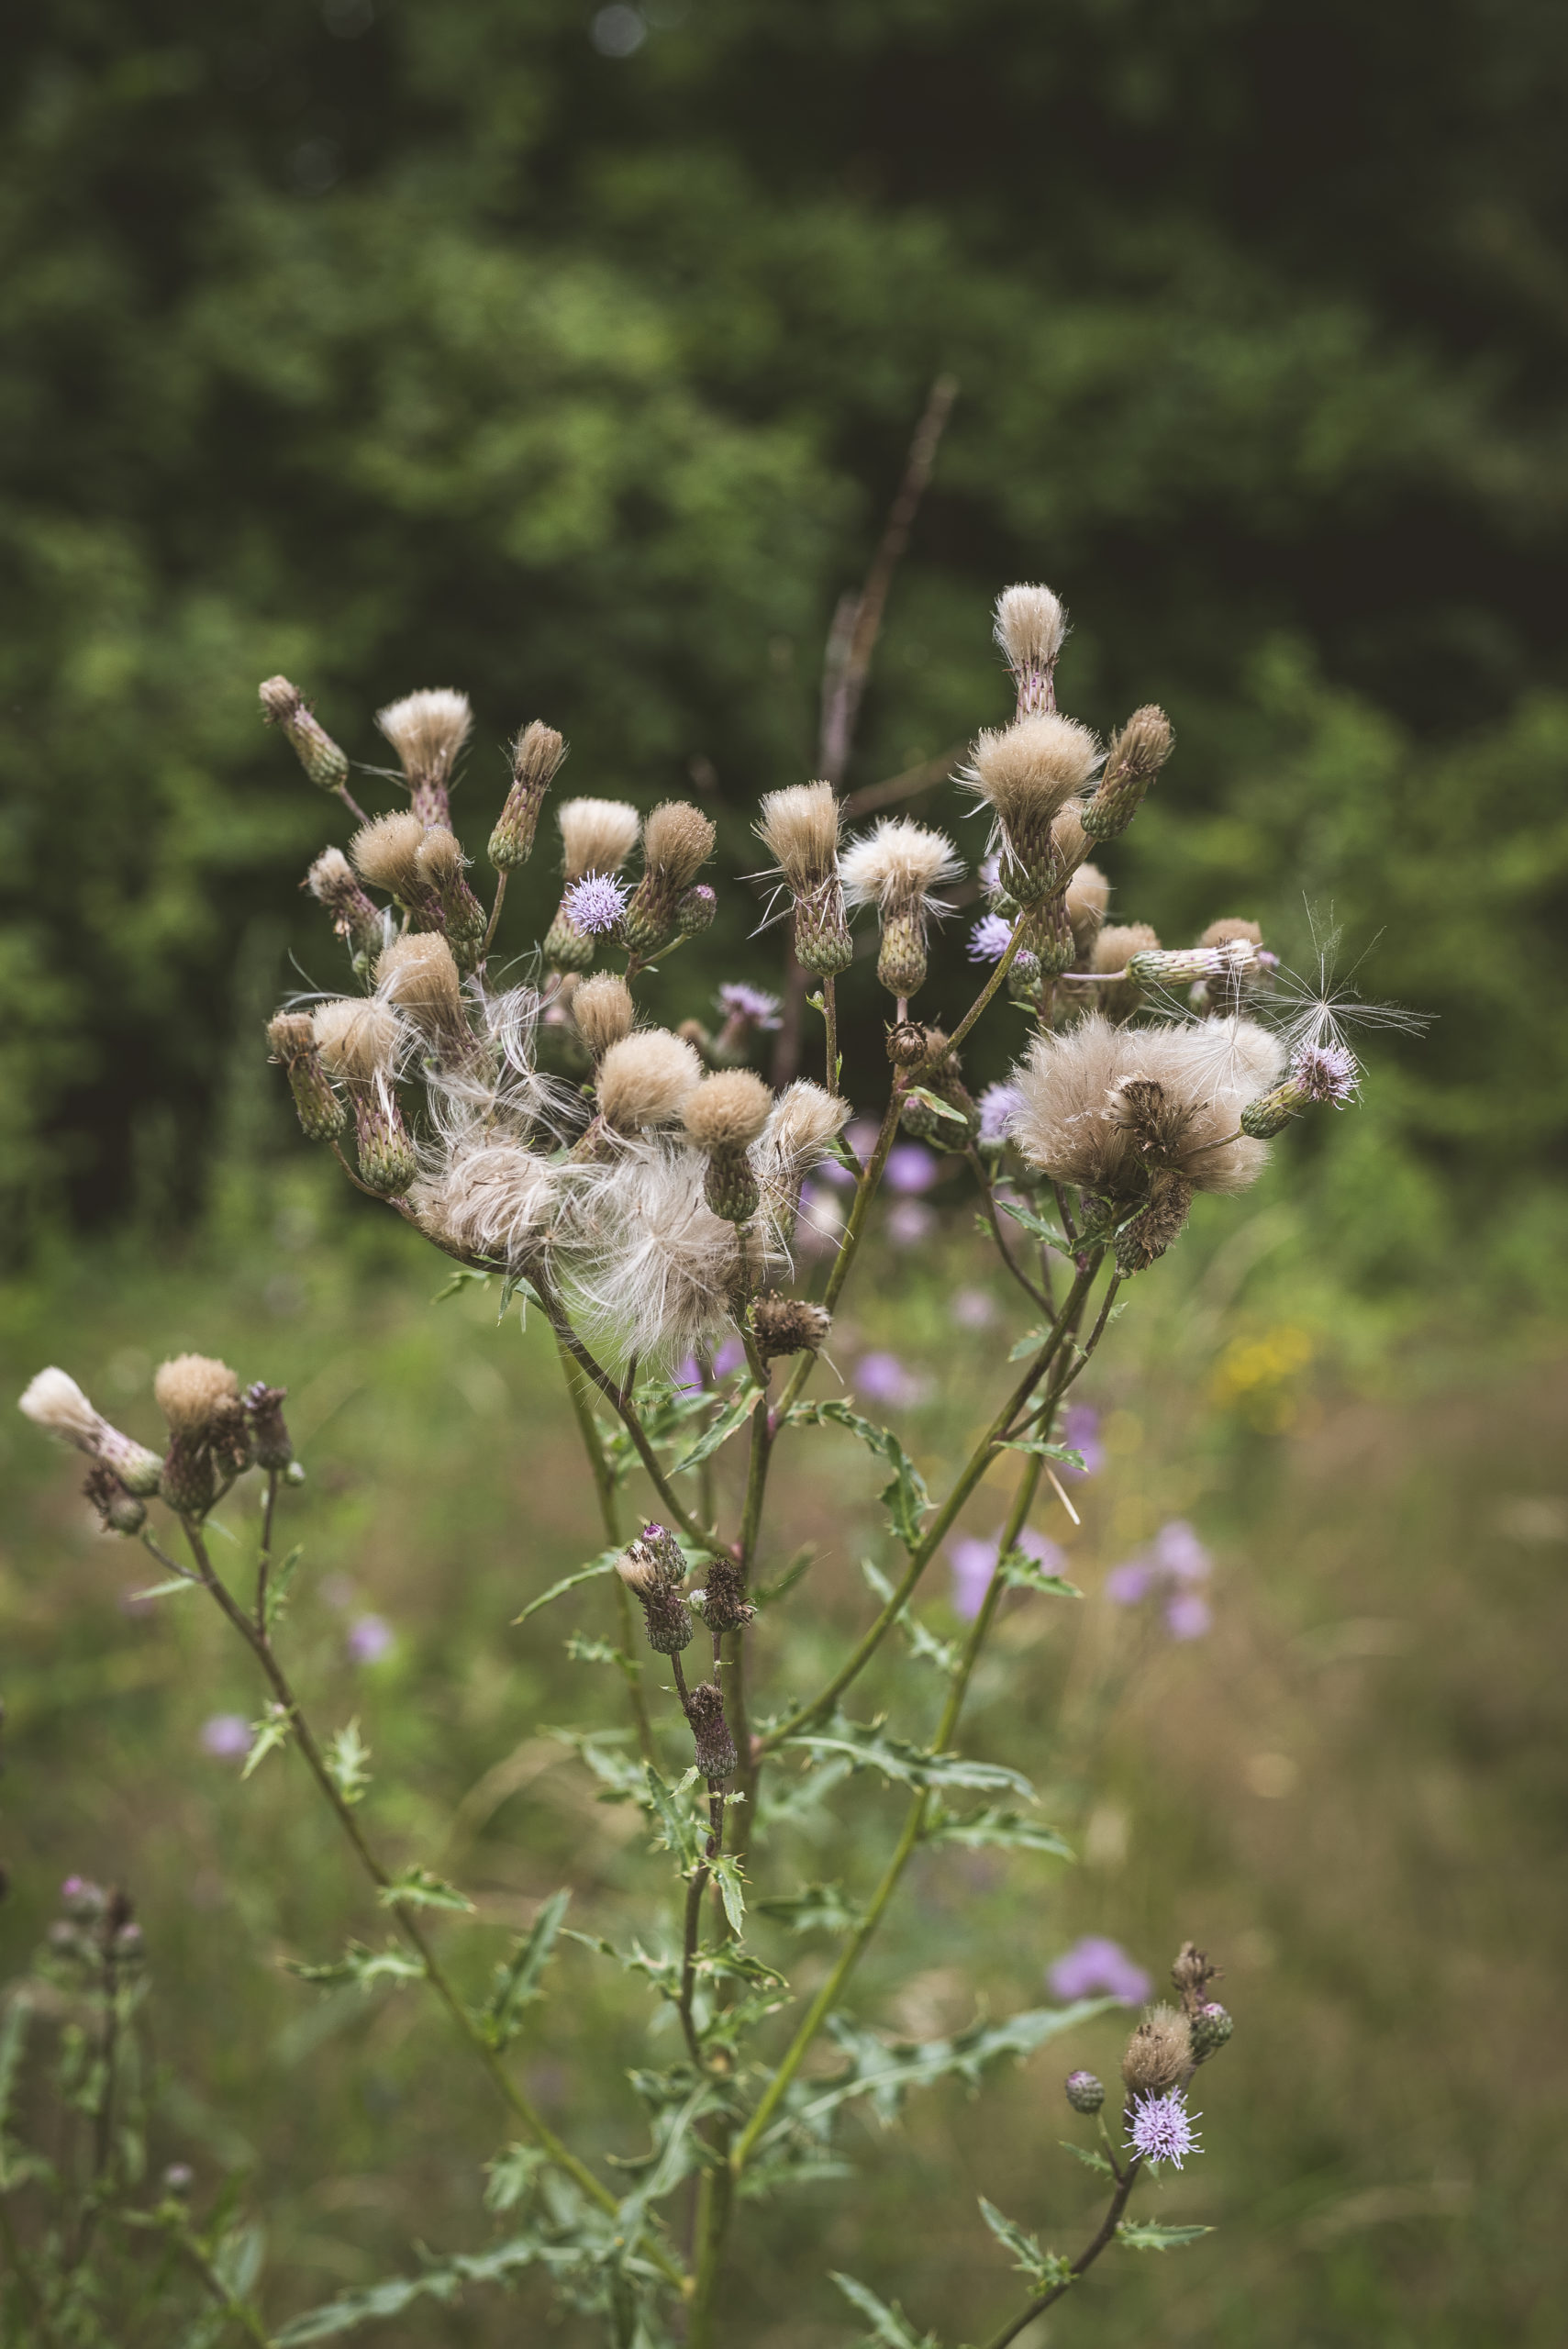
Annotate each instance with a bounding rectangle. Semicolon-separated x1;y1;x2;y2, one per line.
781;1712;1032;1798
998;1197;1071;1249
979;2197;1073;2293
241;1709;292;1779
1116;2221;1214;2249
325;1719;373;1808
515;1548;620;1623
925;1808;1074;1859
710;1854;746;1934
999;1439;1087;1470
778;1999;1117;2139
1059;2140;1115;2176
786;1402;930;1550
287;1941;424;1991
669;1385;762;1475
482;1890;570;2048
829;2270;939;2349
377;1866;474;1913
997;1553;1082;1599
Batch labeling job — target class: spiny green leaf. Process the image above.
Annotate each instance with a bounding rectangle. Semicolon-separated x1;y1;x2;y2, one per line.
978;2197;1074;2293
264;1543;306;1631
1059;2140;1115;2176
1007;1327;1052;1361
996;1552;1082;1600
779;1999;1117;2136
669;1384;763;1475
240;1706;292;1779
1115;2221;1215;2251
998;1198;1071;1249
548;1726;646;1802
377;1866;474;1914
481;1890;571;2050
271;2234;550;2341
780;1711;1033;1798
710;1853;746;1935
484;2142;548;2212
287;1941;425;1992
643;1764;708;1871
785;1401;930;1549
830;2270;940;2347
564;1931;682;1998
564;1632;627;1668
126;1574;201;1602
324;1719;373;1808
515;1548;620;1623
431;1266;492;1304
754;1882;862;1935
902;1083;968;1127
859;1559;959;1674
924;1808;1074;1860
998;1439;1087;1471
754;1543;818;1606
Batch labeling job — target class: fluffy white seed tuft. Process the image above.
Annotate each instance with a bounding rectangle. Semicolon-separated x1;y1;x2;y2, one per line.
558;799;641;881
375;688;473;785
596;1030;704;1132
840;818;962;913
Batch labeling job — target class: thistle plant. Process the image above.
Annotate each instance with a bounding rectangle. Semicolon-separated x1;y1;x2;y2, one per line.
15;577;1396;2347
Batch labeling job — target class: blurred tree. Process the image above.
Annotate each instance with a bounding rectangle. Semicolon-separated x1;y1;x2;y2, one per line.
1;0;1564;1259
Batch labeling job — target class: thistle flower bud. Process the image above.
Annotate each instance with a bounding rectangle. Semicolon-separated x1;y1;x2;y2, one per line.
684;1071;772;1224
886;1019;929;1068
749;1292;831;1363
1121;2003;1194;2098
695;1554;755;1634
490;720;567;870
544;801;641;968
1189;2003;1233;2061
674;883;717;938
306;848;384;968
899;1030;978;1145
268;1013;346;1143
1126;941;1261;990
683;1680;737;1781
619;802;716;957
376;687;473;829
1081;706;1173;842
1240;1040;1358;1137
962;717;1100;902
1113;1170;1195;1276
572;974;636;1057
18;1369;165;1494
244;1382;293;1472
83;1463;146;1536
840;818;962;1001
153;1354;242;1519
617;1523;694;1652
756;782;852;977
994;583;1067;717
415;828;487;973
1065;921;1160;1020
1065;861;1109;963
260;675;350;795
1006;948;1045;1014
597;1030;704;1134
350;811;428;908
1020;890;1074;977
354;1100;419;1196
1064;2069;1105;2114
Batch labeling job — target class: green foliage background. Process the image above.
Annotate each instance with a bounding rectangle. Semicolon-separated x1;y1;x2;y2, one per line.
3;0;1566;1267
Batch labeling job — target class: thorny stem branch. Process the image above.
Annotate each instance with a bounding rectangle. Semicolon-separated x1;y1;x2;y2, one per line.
945;912;1028;1060
966;1146;1051;1310
555;1338;654;1763
176;1518;686;2292
760;1257;1103;1753
821;973;839;1093
733;1431;1057;2177
977;2159;1145;2349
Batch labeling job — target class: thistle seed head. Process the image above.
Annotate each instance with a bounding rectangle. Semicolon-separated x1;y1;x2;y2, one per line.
572;974;636;1056
595;1030;704;1132
558;797;642;881
1121;2002;1194;2098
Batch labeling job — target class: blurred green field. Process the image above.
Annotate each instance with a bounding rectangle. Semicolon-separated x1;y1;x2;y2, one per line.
3;1171;1563;2345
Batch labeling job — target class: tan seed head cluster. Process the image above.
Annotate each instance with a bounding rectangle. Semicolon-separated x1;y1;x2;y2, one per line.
153;1353;240;1439
572;973;636;1055
755;781;840;889
640;801;716;889
965;713;1102;828
313;996;406;1083
350;811;427;898
596;1030;704;1132
375;933;465;1036
558;798;641;881
375;687;473;787
1121;2004;1194;2098
840;818;962;913
683;1071;773;1152
994;582;1067;674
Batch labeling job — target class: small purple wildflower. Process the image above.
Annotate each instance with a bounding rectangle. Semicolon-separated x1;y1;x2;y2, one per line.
673;1355;703;1392
967;912;1015;963
561;872;628;937
847;1119;881;1161
1164;1591;1213;1640
1128;2088;1202;2169
854;1352;929;1408
976;1083;1022;1150
1290;1038;1359;1104
1013;1525;1070;1574
716;983;781;1030
348;1614;395;1665
815;1154;857;1190
1062;1404;1104;1478
886;1200;936;1249
200;1713;252;1760
712;1336;746;1379
1152;1520;1212;1583
1049;1935;1152;2004
1105;1561;1155;1604
884;1141;940;1195
948;1535;998;1620
951;1286;996;1329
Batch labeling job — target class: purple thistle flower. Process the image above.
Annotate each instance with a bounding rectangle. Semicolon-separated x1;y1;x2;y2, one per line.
561;872;628;937
884;1141;940;1195
1062;1403;1104;1478
1152;1520;1212;1584
951;1286;997;1329
1164;1591;1213;1641
854;1352;929;1408
347;1614;395;1665
1291;1038;1359;1104
1128;2088;1202;2169
948;1535;998;1620
1049;1935;1152;2004
885;1200;936;1249
976;1083;1023;1150
967;912;1016;963
716;982;781;1029
200;1713;252;1760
